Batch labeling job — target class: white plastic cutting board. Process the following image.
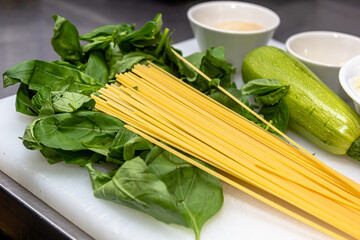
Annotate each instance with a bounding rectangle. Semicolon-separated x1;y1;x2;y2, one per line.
1;39;360;240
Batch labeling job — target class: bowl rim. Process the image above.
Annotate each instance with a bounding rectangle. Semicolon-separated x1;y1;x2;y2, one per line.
339;55;360;105
285;31;360;68
187;1;280;35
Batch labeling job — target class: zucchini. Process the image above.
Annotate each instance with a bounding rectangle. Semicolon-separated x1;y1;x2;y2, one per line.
241;46;360;159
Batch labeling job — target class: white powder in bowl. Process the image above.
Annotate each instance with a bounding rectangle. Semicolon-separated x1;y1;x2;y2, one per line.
351;68;360;96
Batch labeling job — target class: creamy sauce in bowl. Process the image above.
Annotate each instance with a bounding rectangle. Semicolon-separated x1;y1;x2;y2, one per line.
213;21;265;31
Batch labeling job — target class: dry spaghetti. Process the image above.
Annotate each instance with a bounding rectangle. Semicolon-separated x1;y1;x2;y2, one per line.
92;62;360;240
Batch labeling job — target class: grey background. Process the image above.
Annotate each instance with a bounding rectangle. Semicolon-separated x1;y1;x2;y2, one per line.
1;0;360;99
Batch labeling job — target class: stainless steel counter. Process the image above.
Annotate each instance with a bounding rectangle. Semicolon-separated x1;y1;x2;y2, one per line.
0;171;92;239
0;0;359;239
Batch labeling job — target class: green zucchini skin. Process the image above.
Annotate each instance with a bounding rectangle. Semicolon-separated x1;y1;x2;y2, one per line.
242;46;360;155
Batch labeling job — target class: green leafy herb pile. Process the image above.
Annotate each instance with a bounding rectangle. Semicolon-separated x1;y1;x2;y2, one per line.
241;79;290;133
1;14;255;239
2;13;290;239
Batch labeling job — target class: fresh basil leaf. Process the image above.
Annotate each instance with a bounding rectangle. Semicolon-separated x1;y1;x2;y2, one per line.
182;47;235;93
39;146;64;164
209;87;252;115
82;26;122;53
209;87;246;112
105;43;123;79
51;15;83;63
36;87;55;118
209;78;220;88
107;128;152;163
241;78;286;96
21;120;42;150
40;146;104;166
33;111;124;151
82;134;115;156
171;53;204;89
80;24;134;41
51;76;101;95
85;163;114;190
255;86;289;105
119;14;163;52
109;52;158;76
91;157;187;226
51;77;78;92
200;46;235;88
32;87;49;112
240;78;290;131
51;91;95;113
156;34;188;77
3;60;103;94
15;83;38;116
259;97;289;133
52;60;79;69
153;27;170;57
186;52;204;68
84;51;109;85
146;147;223;239
122;136;151;161
82;36;113;53
3;73;19;88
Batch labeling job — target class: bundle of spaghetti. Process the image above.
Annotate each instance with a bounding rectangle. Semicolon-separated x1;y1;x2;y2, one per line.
92;63;360;240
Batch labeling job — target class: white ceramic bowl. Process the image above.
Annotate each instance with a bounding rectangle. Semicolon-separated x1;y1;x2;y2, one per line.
286;31;360;101
187;1;280;71
339;55;360;113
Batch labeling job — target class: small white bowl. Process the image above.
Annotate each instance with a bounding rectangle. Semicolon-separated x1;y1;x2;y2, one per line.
187;1;280;71
339;55;360;113
285;31;360;101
